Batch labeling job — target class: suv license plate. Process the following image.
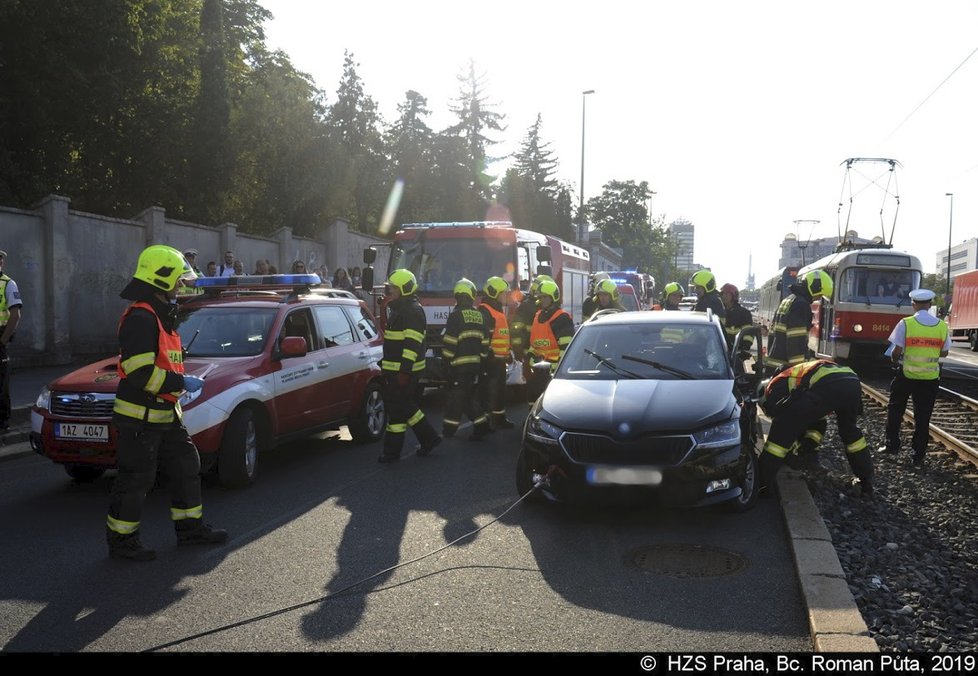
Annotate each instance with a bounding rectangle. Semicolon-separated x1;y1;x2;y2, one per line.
587;466;663;486
55;423;109;442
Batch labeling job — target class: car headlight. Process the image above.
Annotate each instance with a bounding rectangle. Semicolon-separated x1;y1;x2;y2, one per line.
527;416;563;446
693;419;741;449
36;386;51;411
179;388;203;408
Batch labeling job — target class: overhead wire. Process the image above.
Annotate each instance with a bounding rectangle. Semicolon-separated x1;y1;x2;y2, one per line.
879;46;978;145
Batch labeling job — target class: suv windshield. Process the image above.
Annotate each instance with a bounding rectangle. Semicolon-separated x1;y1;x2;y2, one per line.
558;322;730;380
177;307;278;357
391;236;515;295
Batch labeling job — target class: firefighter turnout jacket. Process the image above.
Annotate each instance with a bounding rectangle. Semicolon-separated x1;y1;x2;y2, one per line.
113;300;187;425
443;303;491;369
766;285;813;372
382;295;427;375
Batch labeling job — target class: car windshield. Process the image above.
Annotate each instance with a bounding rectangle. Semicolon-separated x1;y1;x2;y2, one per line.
619;291;639;311
391;236;515;295
557;321;731;381
177;307;278;357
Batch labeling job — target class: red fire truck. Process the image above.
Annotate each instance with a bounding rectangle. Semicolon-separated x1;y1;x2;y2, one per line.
362;221;590;383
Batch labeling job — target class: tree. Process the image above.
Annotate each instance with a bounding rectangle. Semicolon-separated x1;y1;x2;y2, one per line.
384;90;439;224
585;180;672;272
499;115;574;239
444;60;506;209
326;51;386;231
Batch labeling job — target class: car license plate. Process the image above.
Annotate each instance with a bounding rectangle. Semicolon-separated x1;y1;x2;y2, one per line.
587;465;663;486
55;423;109;442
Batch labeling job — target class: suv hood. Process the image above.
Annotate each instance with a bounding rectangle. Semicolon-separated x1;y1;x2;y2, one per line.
46;356;257;393
539;378;736;435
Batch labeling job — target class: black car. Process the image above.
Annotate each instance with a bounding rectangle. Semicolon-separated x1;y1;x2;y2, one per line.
517;311;762;510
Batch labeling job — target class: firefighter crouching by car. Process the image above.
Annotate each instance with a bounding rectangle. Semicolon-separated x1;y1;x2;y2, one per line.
525;279;574;407
107;245;227;562
441;278;492;441
479;276;515;429
379;269;442;463
759;359;873;498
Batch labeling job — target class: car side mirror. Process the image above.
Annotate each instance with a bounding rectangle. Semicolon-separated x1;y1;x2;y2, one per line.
363;247;377;265
279;336;307;359
532;360;552;374
362;266;374;291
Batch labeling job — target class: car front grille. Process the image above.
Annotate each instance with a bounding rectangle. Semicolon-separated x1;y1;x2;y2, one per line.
561;432;693;466
51;393;115;418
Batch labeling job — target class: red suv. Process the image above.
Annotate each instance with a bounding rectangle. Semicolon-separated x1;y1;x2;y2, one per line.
30;276;387;487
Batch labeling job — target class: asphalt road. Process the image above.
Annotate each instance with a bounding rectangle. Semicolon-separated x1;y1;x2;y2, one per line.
0;391;810;653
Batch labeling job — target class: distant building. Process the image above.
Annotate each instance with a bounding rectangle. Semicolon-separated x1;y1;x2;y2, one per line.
936;237;978;281
779;231;875;269
668;220;695;275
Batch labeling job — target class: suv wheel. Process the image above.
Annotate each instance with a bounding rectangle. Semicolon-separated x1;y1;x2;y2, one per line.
65;465;105;483
349;382;386;443
723;447;759;513
219;408;258;488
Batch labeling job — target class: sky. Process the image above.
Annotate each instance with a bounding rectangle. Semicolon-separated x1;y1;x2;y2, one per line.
260;0;977;290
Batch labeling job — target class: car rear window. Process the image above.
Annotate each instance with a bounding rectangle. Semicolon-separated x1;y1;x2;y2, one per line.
178;307;278;357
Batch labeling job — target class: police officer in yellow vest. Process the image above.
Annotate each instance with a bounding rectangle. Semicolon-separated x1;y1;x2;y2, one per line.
879;289;950;466
0;249;23;430
108;245;227;561
478;276;515;429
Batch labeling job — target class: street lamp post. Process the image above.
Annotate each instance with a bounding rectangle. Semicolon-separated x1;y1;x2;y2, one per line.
579;89;595;244
946;193;954;299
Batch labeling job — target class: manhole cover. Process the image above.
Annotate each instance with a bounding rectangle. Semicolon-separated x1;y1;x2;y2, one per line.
625;544;748;578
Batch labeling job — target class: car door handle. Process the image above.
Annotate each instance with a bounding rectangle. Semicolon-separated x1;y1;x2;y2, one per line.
358;351;370;360
317;361;329;369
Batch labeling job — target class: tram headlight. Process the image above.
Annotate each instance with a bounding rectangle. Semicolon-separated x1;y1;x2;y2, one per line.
852;323;863;333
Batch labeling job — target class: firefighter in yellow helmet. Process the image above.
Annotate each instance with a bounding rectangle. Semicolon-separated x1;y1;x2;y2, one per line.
690;269;726;321
582;271;611;320
766;269;832;376
657;282;685;311
586;278;626;319
107;245;227;561
525;279;574;406
379;269;442;462
441;278;492;440
478;276;515;429
511;273;552;362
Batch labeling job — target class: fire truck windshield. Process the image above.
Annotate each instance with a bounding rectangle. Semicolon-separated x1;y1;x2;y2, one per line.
391;237;516;296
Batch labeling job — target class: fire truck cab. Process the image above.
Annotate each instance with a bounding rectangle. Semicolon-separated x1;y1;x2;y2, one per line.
361;221;590;384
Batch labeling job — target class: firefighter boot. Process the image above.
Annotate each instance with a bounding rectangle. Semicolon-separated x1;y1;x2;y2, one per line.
470;415;492;442
491;413;515;429
175;518;229;546
107;528;157;562
379;430;404;463
846;450;874;498
758;452;782;499
413;418;443;457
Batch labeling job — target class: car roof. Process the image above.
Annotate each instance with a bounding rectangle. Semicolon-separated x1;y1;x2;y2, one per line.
180;293;363;310
583;310;719;326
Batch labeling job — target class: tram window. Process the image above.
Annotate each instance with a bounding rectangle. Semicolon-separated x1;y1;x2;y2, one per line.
839;269;920;304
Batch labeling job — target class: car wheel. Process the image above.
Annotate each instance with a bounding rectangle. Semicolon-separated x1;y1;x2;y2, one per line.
64;465;105;483
515;450;545;504
219;407;258;488
723;447;759;513
349;382;386;443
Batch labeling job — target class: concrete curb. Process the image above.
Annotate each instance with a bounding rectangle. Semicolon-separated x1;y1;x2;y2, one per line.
777;469;879;652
